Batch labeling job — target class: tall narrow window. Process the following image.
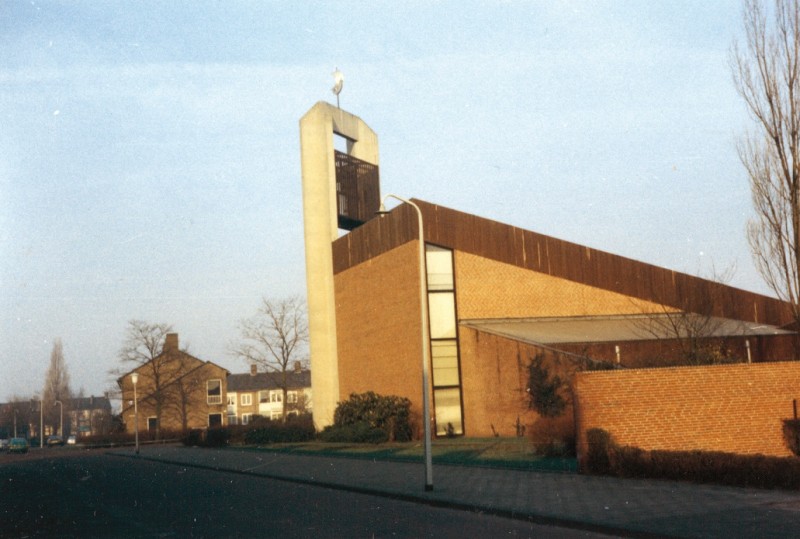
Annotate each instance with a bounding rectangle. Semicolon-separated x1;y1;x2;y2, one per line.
426;244;464;436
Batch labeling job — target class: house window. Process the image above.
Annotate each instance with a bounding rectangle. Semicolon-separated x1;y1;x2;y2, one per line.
227;395;236;406
241;394;252;406
270;390;282;403
147;417;158;432
259;390;269;403
227;414;237;425
270;410;283;420
208;413;222;427
241;413;252;425
287;391;298;404
207;379;222;404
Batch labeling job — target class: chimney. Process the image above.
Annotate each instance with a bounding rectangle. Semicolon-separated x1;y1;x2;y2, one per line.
294;361;302;373
164;333;179;353
250;364;258;376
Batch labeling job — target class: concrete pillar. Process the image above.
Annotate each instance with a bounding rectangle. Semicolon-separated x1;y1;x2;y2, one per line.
299;101;379;429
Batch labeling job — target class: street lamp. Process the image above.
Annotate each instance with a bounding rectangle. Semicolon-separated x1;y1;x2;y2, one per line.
13;408;17;438
377;194;434;491
131;372;140;455
54;400;63;437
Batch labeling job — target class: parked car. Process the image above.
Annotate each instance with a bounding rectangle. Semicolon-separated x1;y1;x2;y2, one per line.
8;438;29;453
46;435;64;447
66;435;76;445
0;439;8;450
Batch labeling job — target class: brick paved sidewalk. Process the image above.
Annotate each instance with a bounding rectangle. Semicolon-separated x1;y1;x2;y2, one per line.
110;445;800;538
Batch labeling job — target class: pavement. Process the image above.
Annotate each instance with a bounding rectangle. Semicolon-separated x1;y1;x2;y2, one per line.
109;445;800;538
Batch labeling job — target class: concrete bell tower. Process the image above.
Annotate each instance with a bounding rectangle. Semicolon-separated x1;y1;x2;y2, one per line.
299;101;380;428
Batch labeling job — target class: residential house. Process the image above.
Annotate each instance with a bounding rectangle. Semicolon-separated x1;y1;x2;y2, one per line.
227;363;312;424
68;395;113;438
118;333;230;434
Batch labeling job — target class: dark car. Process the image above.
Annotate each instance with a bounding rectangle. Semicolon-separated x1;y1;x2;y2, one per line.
8;438;29;453
46;435;64;447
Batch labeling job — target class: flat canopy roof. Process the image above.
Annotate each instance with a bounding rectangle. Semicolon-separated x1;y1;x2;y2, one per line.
460;314;794;346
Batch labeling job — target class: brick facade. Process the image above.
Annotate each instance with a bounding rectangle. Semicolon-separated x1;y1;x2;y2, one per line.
573;361;800;461
329;199;797;440
335;241;429;430
455;251;666;320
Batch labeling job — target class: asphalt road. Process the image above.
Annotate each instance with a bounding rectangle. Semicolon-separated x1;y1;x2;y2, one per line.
0;449;615;538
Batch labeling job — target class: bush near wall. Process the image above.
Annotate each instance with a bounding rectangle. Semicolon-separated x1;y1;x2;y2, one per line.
529;414;576;457
584;428;800;490
330;391;413;443
784;419;800;456
182;415;315;447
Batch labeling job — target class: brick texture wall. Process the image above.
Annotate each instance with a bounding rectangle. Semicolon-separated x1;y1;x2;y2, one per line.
573;361;800;462
454;251;667;319
458;327;541;436
335;241;429;431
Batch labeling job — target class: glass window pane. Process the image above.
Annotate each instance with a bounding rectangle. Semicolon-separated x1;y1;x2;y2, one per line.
428;292;456;339
431;340;459;387
426;245;453;291
434;388;463;436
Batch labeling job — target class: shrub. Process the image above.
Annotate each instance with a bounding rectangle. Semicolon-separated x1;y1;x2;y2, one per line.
529;414;576;457
332;391;412;442
581;429;800;490
584;428;614;474
244;415;315;444
527;355;567;418
183;429;204;447
784;419;800;456
204;427;231;447
318;421;389;444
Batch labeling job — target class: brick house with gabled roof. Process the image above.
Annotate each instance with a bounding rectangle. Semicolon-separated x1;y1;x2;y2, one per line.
118;333;229;434
226;364;312;424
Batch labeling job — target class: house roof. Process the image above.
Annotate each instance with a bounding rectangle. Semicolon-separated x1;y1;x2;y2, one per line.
69;396;112;411
461;315;794;346
227;370;311;392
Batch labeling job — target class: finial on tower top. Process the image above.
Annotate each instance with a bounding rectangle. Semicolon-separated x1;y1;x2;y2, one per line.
332;67;344;108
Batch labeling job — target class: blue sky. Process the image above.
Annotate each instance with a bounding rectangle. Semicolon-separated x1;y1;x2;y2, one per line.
1;1;762;402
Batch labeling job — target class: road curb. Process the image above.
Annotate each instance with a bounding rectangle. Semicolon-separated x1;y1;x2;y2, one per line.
109;450;665;538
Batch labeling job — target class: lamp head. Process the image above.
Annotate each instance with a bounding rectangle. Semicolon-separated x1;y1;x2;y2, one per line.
375;202;390;217
131;372;138;385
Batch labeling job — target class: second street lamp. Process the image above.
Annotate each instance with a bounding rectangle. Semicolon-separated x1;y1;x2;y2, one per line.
131;372;140;455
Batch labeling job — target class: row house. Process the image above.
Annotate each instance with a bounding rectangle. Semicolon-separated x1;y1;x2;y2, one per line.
118;333;313;434
227;363;312;424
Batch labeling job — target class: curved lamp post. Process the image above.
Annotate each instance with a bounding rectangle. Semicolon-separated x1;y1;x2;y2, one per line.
377;194;433;491
131;372;140;455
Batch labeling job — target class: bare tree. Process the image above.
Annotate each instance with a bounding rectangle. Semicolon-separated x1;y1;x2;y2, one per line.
42;338;72;436
162;370;205;432
230;297;308;420
631;267;745;366
117;320;174;439
731;0;800;334
634;306;743;366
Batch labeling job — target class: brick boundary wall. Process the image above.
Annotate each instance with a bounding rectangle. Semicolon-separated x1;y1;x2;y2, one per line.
573;361;800;463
